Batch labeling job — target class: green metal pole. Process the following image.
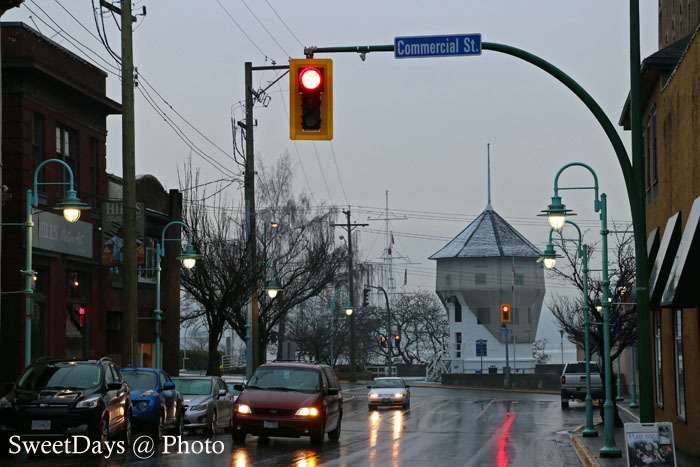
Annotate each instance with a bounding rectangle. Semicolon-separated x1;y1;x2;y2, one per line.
581;243;598;437
154;242;162;370
630;344;639;408
600;193;621;457
24;189;33;368
330;299;335;368
616;354;624;401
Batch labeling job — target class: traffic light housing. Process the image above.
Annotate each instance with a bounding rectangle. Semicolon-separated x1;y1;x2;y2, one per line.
380;335;387;348
394;334;401;343
362;288;370;307
289;58;333;140
500;304;512;323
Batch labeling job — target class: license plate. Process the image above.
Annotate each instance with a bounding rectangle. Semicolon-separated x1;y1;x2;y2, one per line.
31;420;51;430
383;398;391;402
263;420;278;429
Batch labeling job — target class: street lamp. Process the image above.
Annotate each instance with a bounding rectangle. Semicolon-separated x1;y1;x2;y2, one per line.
15;159;88;367
154;221;202;370
329;289;354;368
246;261;281;380
541;221;597;437
541;162;620;457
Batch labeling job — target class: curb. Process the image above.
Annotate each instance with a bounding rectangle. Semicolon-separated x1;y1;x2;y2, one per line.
571;435;602;467
408;383;560;395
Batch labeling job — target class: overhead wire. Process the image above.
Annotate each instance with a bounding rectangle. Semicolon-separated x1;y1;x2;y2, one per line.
239;0;290;58
263;0;304;49
215;0;270;61
329;142;350;206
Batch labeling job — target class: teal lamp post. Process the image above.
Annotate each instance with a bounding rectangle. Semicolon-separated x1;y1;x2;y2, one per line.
245;262;281;380
153;221;202;370
17;159;89;367
540;222;597;437
329;289;354;368
630;343;639;408
540;161;620;457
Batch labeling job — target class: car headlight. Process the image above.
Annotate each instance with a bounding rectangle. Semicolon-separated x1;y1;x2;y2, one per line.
76;397;100;409
295;407;319;417
139;390;155;398
369;393;380;399
136;401;150;411
0;398;13;409
393;393;405;398
190;403;209;411
234;404;251;414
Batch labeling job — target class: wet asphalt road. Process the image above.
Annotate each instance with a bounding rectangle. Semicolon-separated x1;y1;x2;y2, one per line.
7;384;587;466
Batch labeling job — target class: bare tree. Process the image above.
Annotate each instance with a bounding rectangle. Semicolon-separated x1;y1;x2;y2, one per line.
547;226;637;363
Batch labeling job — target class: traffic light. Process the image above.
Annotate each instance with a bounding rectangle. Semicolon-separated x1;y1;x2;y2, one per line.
289;58;333;140
394;334;401;343
380;336;387;348
500;304;512;323
362;288;370;307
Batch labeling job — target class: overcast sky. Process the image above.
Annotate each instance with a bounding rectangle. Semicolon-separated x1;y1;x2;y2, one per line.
6;1;659;348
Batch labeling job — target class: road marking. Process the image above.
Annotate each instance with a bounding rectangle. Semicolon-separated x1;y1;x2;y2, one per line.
475;399;493;420
572;425;584;432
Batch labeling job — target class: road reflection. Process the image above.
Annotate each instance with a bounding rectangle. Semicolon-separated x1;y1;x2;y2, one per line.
232;450;247;467
495;412;517;467
295;451;318;467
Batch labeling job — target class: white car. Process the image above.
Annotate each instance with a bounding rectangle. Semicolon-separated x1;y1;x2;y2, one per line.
222;376;246;403
367;377;411;410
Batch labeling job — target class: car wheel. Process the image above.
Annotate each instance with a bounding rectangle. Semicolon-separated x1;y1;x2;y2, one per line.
206;411;217;437
561;399;569;408
92;415;109;444
310;420;325;446
328;416;341;442
232;431;246;444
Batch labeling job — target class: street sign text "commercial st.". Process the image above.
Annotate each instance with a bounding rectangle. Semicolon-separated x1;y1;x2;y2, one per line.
394;34;481;59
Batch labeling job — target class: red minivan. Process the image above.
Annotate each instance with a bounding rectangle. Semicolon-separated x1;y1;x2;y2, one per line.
231;362;342;445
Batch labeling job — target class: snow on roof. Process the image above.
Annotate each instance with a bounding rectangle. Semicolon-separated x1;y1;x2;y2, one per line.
429;207;542;259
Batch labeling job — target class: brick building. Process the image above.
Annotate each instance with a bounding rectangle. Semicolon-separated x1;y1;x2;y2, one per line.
619;4;700;455
0;23;183;384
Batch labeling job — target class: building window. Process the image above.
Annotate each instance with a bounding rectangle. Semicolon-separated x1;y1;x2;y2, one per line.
655;309;663;406
455;332;461;358
56;124;78;199
89;137;98;207
33;113;45;186
475;273;487;285
477;307;490;325
674;309;685;419
453;298;462;323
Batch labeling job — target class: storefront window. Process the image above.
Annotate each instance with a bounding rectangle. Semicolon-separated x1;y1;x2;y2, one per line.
674;309;685;419
66;271;90;359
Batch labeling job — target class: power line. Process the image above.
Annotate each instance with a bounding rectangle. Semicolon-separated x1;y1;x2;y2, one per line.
215;0;270;60
263;0;304;49
329;141;350;205
239;0;290;58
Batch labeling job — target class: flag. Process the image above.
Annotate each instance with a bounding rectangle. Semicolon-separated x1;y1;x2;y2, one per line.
404;268;407;286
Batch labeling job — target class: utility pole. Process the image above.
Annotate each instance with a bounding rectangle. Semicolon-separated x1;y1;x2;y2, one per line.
118;0;138;368
331;208;366;382
242;62;288;378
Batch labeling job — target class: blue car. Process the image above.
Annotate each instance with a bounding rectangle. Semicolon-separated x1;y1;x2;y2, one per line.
121;367;184;440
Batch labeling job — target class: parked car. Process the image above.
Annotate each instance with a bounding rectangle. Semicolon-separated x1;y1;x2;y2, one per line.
172;376;232;435
121;367;184;440
560;361;603;408
222;376;246;403
231;362;342;445
367;377;411;410
0;357;132;446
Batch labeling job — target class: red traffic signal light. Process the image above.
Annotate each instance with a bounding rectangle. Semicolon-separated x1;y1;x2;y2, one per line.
289;58;333;140
380;336;387;348
500;304;512;323
394;334;401;342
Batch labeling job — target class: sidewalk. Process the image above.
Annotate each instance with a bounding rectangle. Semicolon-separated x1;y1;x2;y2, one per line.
570;400;700;467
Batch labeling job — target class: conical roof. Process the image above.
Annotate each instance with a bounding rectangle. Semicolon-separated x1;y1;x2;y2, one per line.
429;207;541;259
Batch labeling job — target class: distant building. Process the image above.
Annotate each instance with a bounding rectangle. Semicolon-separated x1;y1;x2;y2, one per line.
430;205;545;374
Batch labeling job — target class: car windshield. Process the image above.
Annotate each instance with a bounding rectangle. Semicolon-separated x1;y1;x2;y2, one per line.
173;378;212;395
122;371;157;390
373;379;404;389
17;363;102;390
248;367;320;392
566;363;600;373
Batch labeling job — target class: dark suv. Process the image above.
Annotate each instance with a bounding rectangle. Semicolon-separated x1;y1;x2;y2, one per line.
0;358;132;445
232;362;342;445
